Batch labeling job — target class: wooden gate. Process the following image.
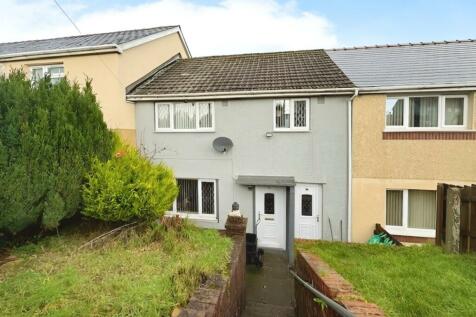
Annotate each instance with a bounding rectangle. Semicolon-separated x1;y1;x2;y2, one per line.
436;183;476;253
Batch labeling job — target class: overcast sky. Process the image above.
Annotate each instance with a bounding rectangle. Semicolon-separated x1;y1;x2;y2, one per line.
1;0;475;56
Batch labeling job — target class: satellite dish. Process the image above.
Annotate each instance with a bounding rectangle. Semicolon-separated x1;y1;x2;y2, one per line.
213;137;233;153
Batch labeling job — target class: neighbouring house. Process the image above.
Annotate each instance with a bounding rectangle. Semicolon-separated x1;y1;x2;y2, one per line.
0;26;191;145
126;50;357;254
327;40;476;243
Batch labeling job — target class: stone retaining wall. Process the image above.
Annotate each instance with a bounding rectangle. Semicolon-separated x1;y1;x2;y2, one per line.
295;250;385;317
174;216;247;317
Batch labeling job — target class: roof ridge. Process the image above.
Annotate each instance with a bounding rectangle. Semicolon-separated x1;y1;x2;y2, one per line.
327;39;476;51
182;48;325;60
0;25;178;46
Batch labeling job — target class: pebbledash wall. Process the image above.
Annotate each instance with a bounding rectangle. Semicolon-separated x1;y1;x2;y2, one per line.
135;96;349;241
0;32;189;145
352;92;476;242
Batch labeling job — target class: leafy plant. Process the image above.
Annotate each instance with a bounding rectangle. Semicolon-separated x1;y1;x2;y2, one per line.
0;71;115;234
82;145;178;223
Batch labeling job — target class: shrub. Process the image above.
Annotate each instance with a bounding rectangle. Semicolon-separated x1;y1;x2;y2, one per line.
82;146;178;223
0;71;115;234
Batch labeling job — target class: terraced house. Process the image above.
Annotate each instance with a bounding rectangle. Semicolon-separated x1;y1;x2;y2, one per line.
127;51;357;254
0;26;191;145
327;40;476;243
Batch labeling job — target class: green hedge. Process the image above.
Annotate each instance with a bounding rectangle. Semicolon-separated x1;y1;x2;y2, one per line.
0;71;115;234
82;146;178;223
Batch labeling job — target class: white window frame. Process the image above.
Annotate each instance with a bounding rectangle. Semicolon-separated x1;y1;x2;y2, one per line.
385;189;436;238
384;95;468;131
30;64;64;83
170;178;217;221
154;102;215;132
385;97;405;128
442;95;468;129
273;98;310;132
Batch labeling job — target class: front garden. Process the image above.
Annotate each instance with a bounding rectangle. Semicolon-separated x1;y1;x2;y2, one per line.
0;72;233;316
0;221;231;316
297;241;476;317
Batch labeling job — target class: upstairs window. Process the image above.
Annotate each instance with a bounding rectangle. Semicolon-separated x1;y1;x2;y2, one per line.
155;102;214;131
274;99;309;131
30;65;64;84
385;95;468;130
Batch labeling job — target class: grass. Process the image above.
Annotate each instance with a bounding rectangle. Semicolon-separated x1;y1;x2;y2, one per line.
297;241;476;317
0;222;232;317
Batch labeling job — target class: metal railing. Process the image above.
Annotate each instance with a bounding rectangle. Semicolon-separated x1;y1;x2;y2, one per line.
289;268;355;317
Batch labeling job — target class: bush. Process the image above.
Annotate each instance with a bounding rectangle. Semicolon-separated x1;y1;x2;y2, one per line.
0;71;115;234
81;146;178;223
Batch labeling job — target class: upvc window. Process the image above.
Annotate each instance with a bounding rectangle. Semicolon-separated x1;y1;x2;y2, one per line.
30;65;64;84
171;178;217;219
385;95;468;130
385;189;436;237
155;102;214;132
273;99;309;131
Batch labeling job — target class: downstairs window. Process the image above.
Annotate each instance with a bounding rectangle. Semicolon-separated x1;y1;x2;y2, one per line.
386;189;436;237
172;178;217;218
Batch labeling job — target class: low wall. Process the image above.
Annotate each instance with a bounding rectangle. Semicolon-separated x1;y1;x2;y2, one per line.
295;251;385;317
174;216;246;317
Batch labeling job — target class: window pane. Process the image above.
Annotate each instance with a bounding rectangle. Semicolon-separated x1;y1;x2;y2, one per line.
409;97;438;127
408;190;436;229
386;98;404;126
445;97;464;126
201;181;215;214
294;100;307;127
31;68;43;82
48;66;64;76
264;193;275;214
177;179;198;213
275;100;290;128
386;190;403;226
198;102;213;128
301;194;312;216
174;103;196;129
156;104;170;128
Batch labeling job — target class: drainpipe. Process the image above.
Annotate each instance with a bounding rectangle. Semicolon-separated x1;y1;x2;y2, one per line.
347;88;359;242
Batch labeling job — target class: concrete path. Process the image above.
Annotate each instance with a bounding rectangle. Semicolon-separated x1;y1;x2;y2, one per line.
242;249;295;317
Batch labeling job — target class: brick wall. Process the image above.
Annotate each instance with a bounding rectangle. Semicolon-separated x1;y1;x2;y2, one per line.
295;251;385;317
173;216;247;317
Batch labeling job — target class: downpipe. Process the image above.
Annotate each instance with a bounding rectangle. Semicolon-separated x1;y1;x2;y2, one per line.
347;88;359;242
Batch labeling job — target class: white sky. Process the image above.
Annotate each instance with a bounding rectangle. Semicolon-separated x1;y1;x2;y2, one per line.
0;0;338;56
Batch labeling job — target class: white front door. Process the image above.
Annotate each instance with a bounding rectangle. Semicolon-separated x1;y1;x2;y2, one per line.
255;186;286;249
294;184;321;240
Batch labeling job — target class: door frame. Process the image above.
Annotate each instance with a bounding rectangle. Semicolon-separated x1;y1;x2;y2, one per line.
294;183;322;240
254;186;287;249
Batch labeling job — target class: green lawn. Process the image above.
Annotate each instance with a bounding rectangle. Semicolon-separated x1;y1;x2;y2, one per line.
297;241;476;317
0;222;232;317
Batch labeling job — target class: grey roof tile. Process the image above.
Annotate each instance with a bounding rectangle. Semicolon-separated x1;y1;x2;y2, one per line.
128;50;354;96
0;26;177;57
326;40;476;88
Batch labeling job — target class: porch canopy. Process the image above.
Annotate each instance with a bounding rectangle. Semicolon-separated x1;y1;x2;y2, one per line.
235;175;295;187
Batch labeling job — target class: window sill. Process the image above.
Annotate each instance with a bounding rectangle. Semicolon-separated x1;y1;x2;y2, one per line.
166;212;218;222
382;130;476;140
154;129;215;133
385;225;435;238
273;129;310;133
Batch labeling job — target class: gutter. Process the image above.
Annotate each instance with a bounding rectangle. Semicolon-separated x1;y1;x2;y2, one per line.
347;88;359;242
126;88;356;101
360;83;476;94
0;44;122;62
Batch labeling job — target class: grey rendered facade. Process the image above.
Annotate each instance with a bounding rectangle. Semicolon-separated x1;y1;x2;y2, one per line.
135;96;350;245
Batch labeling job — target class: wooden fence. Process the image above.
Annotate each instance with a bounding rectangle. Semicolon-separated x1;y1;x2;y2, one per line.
436;183;476;253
